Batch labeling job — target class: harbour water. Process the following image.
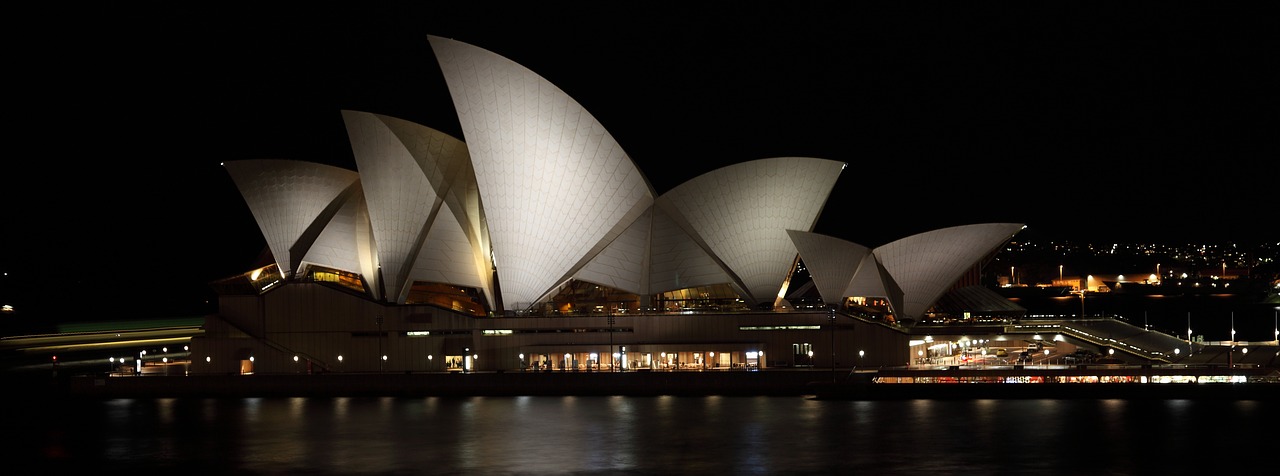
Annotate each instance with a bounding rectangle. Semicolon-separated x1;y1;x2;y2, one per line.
8;394;1277;474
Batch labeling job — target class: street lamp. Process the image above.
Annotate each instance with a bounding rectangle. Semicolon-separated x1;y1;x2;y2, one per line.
1187;312;1193;356
1230;312;1236;345
608;314;616;371
376;315;384;372
828;306;836;382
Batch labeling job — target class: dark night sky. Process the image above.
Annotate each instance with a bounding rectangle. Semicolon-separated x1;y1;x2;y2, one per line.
4;2;1275;322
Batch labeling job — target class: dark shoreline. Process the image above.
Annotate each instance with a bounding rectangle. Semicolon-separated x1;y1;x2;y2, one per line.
22;370;827;400
11;370;1280;401
807;380;1280;400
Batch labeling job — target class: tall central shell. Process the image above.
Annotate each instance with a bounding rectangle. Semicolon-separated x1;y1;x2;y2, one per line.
429;36;655;309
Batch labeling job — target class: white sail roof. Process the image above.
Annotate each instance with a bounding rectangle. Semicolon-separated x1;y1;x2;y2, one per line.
224;37;1021;320
874;223;1025;319
429;35;655;309
223;159;361;279
659;157;845;304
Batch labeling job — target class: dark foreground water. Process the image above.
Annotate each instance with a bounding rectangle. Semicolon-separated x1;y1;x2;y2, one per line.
6;395;1276;475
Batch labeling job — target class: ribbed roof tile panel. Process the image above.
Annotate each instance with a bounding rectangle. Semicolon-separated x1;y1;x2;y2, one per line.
662;157;844;304
843;255;905;319
648;206;732;294
430;36;654;308
407;208;487;291
300;187;368;275
845;254;887;298
574;208;650;294
224;159;360;278
343;110;440;301
873;223;1024;319
786;230;871;305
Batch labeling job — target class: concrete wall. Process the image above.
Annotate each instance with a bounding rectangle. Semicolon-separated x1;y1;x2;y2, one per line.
189;283;911;376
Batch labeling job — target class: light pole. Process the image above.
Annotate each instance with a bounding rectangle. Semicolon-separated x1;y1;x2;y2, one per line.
829;306;836;382
1229;312;1237;368
1187;312;1193;356
376;315;384;372
1230;312;1236;346
608;314;616;371
1059;264;1063;284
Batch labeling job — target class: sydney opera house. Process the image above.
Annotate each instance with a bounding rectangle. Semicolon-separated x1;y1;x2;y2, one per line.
190;36;1023;375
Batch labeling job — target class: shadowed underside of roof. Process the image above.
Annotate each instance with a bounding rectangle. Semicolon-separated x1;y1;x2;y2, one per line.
933;285;1028;316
